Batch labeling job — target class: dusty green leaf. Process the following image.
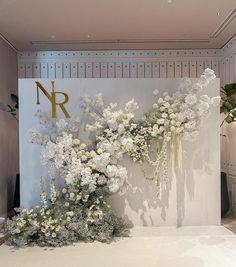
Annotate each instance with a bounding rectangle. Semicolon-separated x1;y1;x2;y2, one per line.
225;115;233;123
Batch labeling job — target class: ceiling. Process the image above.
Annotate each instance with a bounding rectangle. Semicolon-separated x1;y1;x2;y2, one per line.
0;0;236;51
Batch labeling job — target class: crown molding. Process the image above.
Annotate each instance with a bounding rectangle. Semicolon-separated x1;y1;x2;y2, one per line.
211;6;236;38
30;38;210;47
0;32;17;52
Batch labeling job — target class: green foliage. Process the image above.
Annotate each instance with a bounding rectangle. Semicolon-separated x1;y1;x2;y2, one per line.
5;184;131;247
0;93;18;119
220;83;236;125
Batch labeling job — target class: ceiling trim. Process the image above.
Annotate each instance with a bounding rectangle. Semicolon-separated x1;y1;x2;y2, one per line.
211;6;236;38
31;38;210;46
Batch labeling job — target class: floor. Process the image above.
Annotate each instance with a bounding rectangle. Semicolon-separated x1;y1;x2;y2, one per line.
1;226;236;267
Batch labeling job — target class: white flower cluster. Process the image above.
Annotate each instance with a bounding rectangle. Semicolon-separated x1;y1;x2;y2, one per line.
146;68;220;142
9;179;64;240
40;129;128;195
81;95;140;192
134;68;220;192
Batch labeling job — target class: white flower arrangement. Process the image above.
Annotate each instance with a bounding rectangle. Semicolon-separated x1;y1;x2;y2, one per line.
6;68;220;247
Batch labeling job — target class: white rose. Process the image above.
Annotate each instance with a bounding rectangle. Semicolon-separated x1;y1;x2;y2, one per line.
108;182;120;193
199;100;209;114
153;103;158;108
81;155;87;161
211;96;221;106
164;95;171;101
157;118;165;124
185;94;197;105
97;148;103;154
164;102;171;108
153;89;159;95
51;232;57;238
169;113;176;119
62;188;67;194
200;95;211;103
162;113;168;118
80;144;86;150
69;192;75;199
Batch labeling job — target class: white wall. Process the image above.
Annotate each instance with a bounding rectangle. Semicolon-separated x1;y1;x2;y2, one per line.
0;38;18;217
19;78;220;226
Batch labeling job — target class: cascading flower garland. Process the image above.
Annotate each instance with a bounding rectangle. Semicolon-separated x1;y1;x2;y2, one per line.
5;69;220;247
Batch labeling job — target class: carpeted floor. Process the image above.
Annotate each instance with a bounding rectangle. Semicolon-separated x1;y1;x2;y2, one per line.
1;226;236;267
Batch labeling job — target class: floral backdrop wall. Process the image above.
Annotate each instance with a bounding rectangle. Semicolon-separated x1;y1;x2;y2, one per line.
8;70;221;247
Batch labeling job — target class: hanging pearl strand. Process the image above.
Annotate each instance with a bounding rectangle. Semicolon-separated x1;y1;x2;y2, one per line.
143;134;169;195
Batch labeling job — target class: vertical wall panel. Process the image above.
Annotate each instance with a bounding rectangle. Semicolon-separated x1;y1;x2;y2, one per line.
160;62;167;78
174;62;181;78
108;63;115;78
115;63;122;78
152;62;160;78
40;63;48;78
130;63;137;78
25;63;33;78
78;63;85;78
48;63;56;78
167;62;174;78
93;63;100;78
225;58;230;84
230;55;234;83
63;63;71;78
145;62;152;78
182;61;189;77
189;61;197;78
212;61;219;78
55;63;63;78
85;63;93;78
137;62;145;78
123;63;130;78
71;63;78;78
220;60;226;86
197;61;204;77
204;61;212;69
32;63;40;78
101;63;108;78
18;63;26;78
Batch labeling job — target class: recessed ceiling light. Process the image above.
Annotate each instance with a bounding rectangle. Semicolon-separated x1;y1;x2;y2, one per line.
167;0;172;3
